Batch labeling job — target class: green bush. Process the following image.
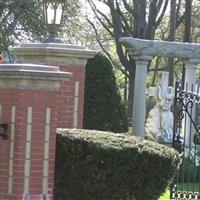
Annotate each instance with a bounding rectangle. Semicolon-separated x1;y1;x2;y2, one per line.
83;53;128;133
55;129;180;200
194;132;200;145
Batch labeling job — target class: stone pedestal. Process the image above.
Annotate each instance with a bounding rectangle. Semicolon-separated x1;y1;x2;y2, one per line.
0;64;69;200
10;43;96;129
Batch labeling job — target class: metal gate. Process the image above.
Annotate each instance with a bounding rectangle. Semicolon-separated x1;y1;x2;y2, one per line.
170;82;200;199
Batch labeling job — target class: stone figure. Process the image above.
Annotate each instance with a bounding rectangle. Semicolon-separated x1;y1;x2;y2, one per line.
145;72;174;144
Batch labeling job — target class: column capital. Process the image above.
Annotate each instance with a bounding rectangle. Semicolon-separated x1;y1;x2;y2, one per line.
183;59;200;68
128;53;152;62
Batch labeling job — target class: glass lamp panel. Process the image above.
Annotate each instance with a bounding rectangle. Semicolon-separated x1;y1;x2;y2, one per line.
55;3;63;24
47;3;55;24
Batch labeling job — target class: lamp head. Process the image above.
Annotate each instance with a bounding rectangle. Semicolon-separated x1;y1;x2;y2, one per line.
43;0;65;43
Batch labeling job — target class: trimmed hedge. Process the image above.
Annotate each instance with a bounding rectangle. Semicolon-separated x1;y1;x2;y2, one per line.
83;53;128;133
55;129;179;200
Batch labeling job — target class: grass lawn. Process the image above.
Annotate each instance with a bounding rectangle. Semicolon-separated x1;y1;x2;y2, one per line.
158;184;200;200
158;190;170;200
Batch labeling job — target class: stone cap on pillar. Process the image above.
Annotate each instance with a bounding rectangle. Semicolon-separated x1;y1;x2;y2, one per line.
9;43;97;66
0;64;71;90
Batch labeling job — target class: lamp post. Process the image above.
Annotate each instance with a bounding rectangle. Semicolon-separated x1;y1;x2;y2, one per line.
43;0;65;43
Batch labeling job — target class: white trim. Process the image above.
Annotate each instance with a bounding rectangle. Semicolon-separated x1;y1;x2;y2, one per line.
73;81;80;128
8;106;16;194
24;106;32;194
42;107;51;194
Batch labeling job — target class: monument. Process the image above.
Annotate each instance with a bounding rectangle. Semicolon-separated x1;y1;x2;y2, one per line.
145;72;174;144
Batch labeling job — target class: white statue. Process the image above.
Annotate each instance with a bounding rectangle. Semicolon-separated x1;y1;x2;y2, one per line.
145;72;174;144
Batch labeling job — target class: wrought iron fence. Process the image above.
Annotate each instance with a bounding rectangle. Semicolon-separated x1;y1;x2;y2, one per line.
171;82;200;199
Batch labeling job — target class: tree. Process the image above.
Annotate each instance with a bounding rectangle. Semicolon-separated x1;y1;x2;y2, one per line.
87;0;170;119
182;0;192;85
0;0;81;52
166;0;177;86
0;0;44;52
184;0;192;43
83;53;128;133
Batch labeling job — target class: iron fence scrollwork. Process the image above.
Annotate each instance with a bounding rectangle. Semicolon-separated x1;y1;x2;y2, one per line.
171;82;200;199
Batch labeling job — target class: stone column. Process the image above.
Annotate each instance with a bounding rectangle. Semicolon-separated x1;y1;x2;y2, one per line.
183;59;198;146
184;59;197;90
132;56;151;137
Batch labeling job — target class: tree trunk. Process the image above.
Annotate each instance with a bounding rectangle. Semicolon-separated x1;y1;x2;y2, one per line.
182;0;192;86
184;0;192;42
167;0;176;86
152;57;160;86
124;70;128;103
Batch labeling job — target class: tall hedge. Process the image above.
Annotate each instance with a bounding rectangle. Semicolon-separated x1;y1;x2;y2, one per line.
55;129;180;200
83;53;128;133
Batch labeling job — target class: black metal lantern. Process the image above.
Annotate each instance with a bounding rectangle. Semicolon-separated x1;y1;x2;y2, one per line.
43;0;65;43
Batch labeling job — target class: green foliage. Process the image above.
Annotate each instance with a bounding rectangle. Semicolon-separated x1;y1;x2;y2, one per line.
55;129;180;200
83;53;128;133
0;0;82;52
194;133;200;145
0;0;44;51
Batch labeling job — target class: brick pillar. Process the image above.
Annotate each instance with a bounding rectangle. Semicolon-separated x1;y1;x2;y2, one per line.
0;64;70;200
10;43;96;129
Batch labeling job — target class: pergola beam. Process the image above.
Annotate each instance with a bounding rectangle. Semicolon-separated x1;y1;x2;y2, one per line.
120;37;200;61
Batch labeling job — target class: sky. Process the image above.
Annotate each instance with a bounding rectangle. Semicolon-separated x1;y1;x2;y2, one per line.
81;0;170;18
81;0;109;15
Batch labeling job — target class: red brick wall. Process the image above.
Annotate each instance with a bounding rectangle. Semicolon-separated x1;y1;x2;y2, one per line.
58;65;85;129
0;64;86;200
0;88;60;200
0;140;9;199
0;61;85;200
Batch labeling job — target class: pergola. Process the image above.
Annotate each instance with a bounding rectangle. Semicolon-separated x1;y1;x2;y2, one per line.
120;37;200;140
